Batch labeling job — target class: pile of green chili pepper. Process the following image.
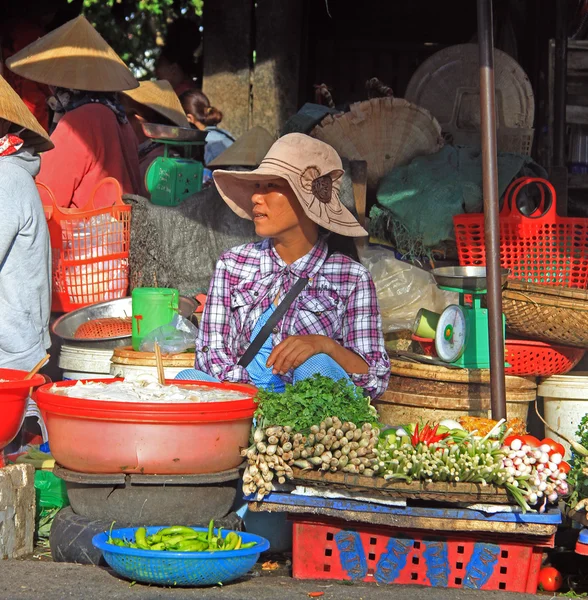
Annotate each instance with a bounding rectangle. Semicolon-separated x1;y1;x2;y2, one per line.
106;520;257;552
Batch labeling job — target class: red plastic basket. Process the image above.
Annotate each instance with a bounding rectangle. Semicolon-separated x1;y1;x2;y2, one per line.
40;178;131;313
454;177;588;288
415;335;585;377
291;516;553;593
505;339;585;376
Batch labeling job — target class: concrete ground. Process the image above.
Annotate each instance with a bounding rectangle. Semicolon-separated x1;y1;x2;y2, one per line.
0;558;557;600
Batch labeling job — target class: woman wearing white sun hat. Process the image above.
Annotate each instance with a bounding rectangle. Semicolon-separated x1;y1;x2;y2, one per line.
177;133;390;400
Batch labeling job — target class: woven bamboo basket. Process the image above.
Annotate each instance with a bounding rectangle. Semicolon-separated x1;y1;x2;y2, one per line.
502;280;588;348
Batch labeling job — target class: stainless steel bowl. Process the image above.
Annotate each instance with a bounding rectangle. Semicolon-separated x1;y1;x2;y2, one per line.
52;296;198;349
141;122;208;142
431;266;510;291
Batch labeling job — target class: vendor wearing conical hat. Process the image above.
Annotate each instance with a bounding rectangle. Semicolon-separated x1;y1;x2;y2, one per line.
120;80;190;196
6;15;142;208
0;73;52;370
175;133;390;399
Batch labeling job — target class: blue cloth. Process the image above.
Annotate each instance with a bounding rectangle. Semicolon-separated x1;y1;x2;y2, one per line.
204;127;235;165
175;305;350;388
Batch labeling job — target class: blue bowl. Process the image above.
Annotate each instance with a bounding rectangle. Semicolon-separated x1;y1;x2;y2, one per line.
92;526;270;587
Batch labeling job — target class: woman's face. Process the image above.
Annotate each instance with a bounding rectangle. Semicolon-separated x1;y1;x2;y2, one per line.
251;178;312;238
155;56;183;87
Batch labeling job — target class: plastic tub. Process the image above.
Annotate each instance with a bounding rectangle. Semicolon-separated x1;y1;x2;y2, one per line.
538;373;588;456
0;369;46;453
36;378;257;474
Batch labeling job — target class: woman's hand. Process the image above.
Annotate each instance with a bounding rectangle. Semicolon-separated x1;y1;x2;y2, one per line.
266;335;330;375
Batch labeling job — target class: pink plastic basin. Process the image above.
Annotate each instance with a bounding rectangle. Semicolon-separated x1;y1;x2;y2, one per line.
0;369;46;453
36;378;258;474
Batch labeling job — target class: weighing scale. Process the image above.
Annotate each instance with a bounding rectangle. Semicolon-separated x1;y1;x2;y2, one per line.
142;123;207;207
412;266;509;370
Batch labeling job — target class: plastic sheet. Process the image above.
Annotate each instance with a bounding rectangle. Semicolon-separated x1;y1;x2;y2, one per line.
359;246;457;333
139;314;198;354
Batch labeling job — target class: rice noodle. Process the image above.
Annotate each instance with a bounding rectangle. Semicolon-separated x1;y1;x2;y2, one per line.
50;376;250;403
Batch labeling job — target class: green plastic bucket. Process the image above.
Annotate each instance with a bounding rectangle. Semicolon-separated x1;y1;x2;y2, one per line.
131;288;179;351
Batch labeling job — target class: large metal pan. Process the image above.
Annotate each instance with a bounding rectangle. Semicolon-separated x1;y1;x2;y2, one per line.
431;266;509;291
141;122;208;142
52;296;198;349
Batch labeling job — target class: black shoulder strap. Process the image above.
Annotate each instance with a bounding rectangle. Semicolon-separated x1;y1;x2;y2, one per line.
238;277;309;368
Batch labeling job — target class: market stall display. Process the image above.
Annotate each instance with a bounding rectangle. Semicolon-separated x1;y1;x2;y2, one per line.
240;374;569;514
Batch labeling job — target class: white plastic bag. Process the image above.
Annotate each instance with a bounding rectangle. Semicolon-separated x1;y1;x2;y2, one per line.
140;314;198;354
359;246;458;333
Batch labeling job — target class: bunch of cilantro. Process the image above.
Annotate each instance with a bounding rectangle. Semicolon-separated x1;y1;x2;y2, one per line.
254;374;380;432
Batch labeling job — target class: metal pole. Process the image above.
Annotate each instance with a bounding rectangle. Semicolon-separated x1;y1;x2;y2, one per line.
553;0;568;167
477;0;506;421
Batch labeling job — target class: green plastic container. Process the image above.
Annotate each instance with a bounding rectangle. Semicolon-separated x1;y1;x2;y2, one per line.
131;287;179;351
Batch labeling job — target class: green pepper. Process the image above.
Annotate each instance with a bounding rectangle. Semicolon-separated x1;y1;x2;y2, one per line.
147;533;162;545
157;526;199;537
149;542;165;550
240;542;257;549
110;538;126;547
135;527;150;550
107;521;116;544
207;519;214;543
223;532;239;551
176;540;208;552
162;534;193;547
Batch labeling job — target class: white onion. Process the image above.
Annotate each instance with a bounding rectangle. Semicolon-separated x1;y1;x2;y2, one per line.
550;452;562;465
510;438;522;451
539;453;550;464
540;444;552;454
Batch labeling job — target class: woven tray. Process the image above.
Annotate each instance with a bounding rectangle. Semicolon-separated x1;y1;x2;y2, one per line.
502;280;588;348
290;467;513;504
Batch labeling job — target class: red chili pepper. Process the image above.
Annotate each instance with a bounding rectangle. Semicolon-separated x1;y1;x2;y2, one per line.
421;423;430;444
412;423;420;447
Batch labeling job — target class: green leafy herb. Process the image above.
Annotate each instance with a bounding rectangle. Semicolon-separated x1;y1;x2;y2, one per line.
254;374;379;433
568;414;588;508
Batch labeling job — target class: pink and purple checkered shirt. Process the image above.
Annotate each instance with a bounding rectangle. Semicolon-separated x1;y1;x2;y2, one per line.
195;237;391;399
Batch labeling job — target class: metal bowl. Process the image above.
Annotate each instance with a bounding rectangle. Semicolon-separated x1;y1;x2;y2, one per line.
52;296;198;349
431;266;510;291
141;122;208;142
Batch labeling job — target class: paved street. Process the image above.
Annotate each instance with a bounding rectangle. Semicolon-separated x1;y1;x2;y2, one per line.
0;559;552;600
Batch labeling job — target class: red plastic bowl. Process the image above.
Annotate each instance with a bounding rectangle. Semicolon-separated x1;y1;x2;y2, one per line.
0;369;46;452
36;378;258;474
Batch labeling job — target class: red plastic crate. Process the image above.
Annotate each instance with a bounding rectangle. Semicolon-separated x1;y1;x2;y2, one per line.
291;516;553;593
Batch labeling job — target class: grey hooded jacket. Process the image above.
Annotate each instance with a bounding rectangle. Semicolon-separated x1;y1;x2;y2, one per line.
0;150;51;370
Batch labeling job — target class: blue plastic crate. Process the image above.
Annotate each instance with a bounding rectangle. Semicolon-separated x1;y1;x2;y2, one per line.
92;526;269;587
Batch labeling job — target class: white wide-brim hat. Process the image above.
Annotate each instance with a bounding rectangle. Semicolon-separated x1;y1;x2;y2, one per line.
213;133;367;237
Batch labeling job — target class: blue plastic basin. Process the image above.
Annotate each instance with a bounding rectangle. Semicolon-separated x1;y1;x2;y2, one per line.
92;526;270;587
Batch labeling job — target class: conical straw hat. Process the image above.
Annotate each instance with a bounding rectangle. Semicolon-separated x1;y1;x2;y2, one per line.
208;126;275;167
0;74;53;152
6;15;138;92
122;80;189;127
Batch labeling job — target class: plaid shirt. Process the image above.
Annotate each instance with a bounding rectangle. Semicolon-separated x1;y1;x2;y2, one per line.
196;237;390;399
